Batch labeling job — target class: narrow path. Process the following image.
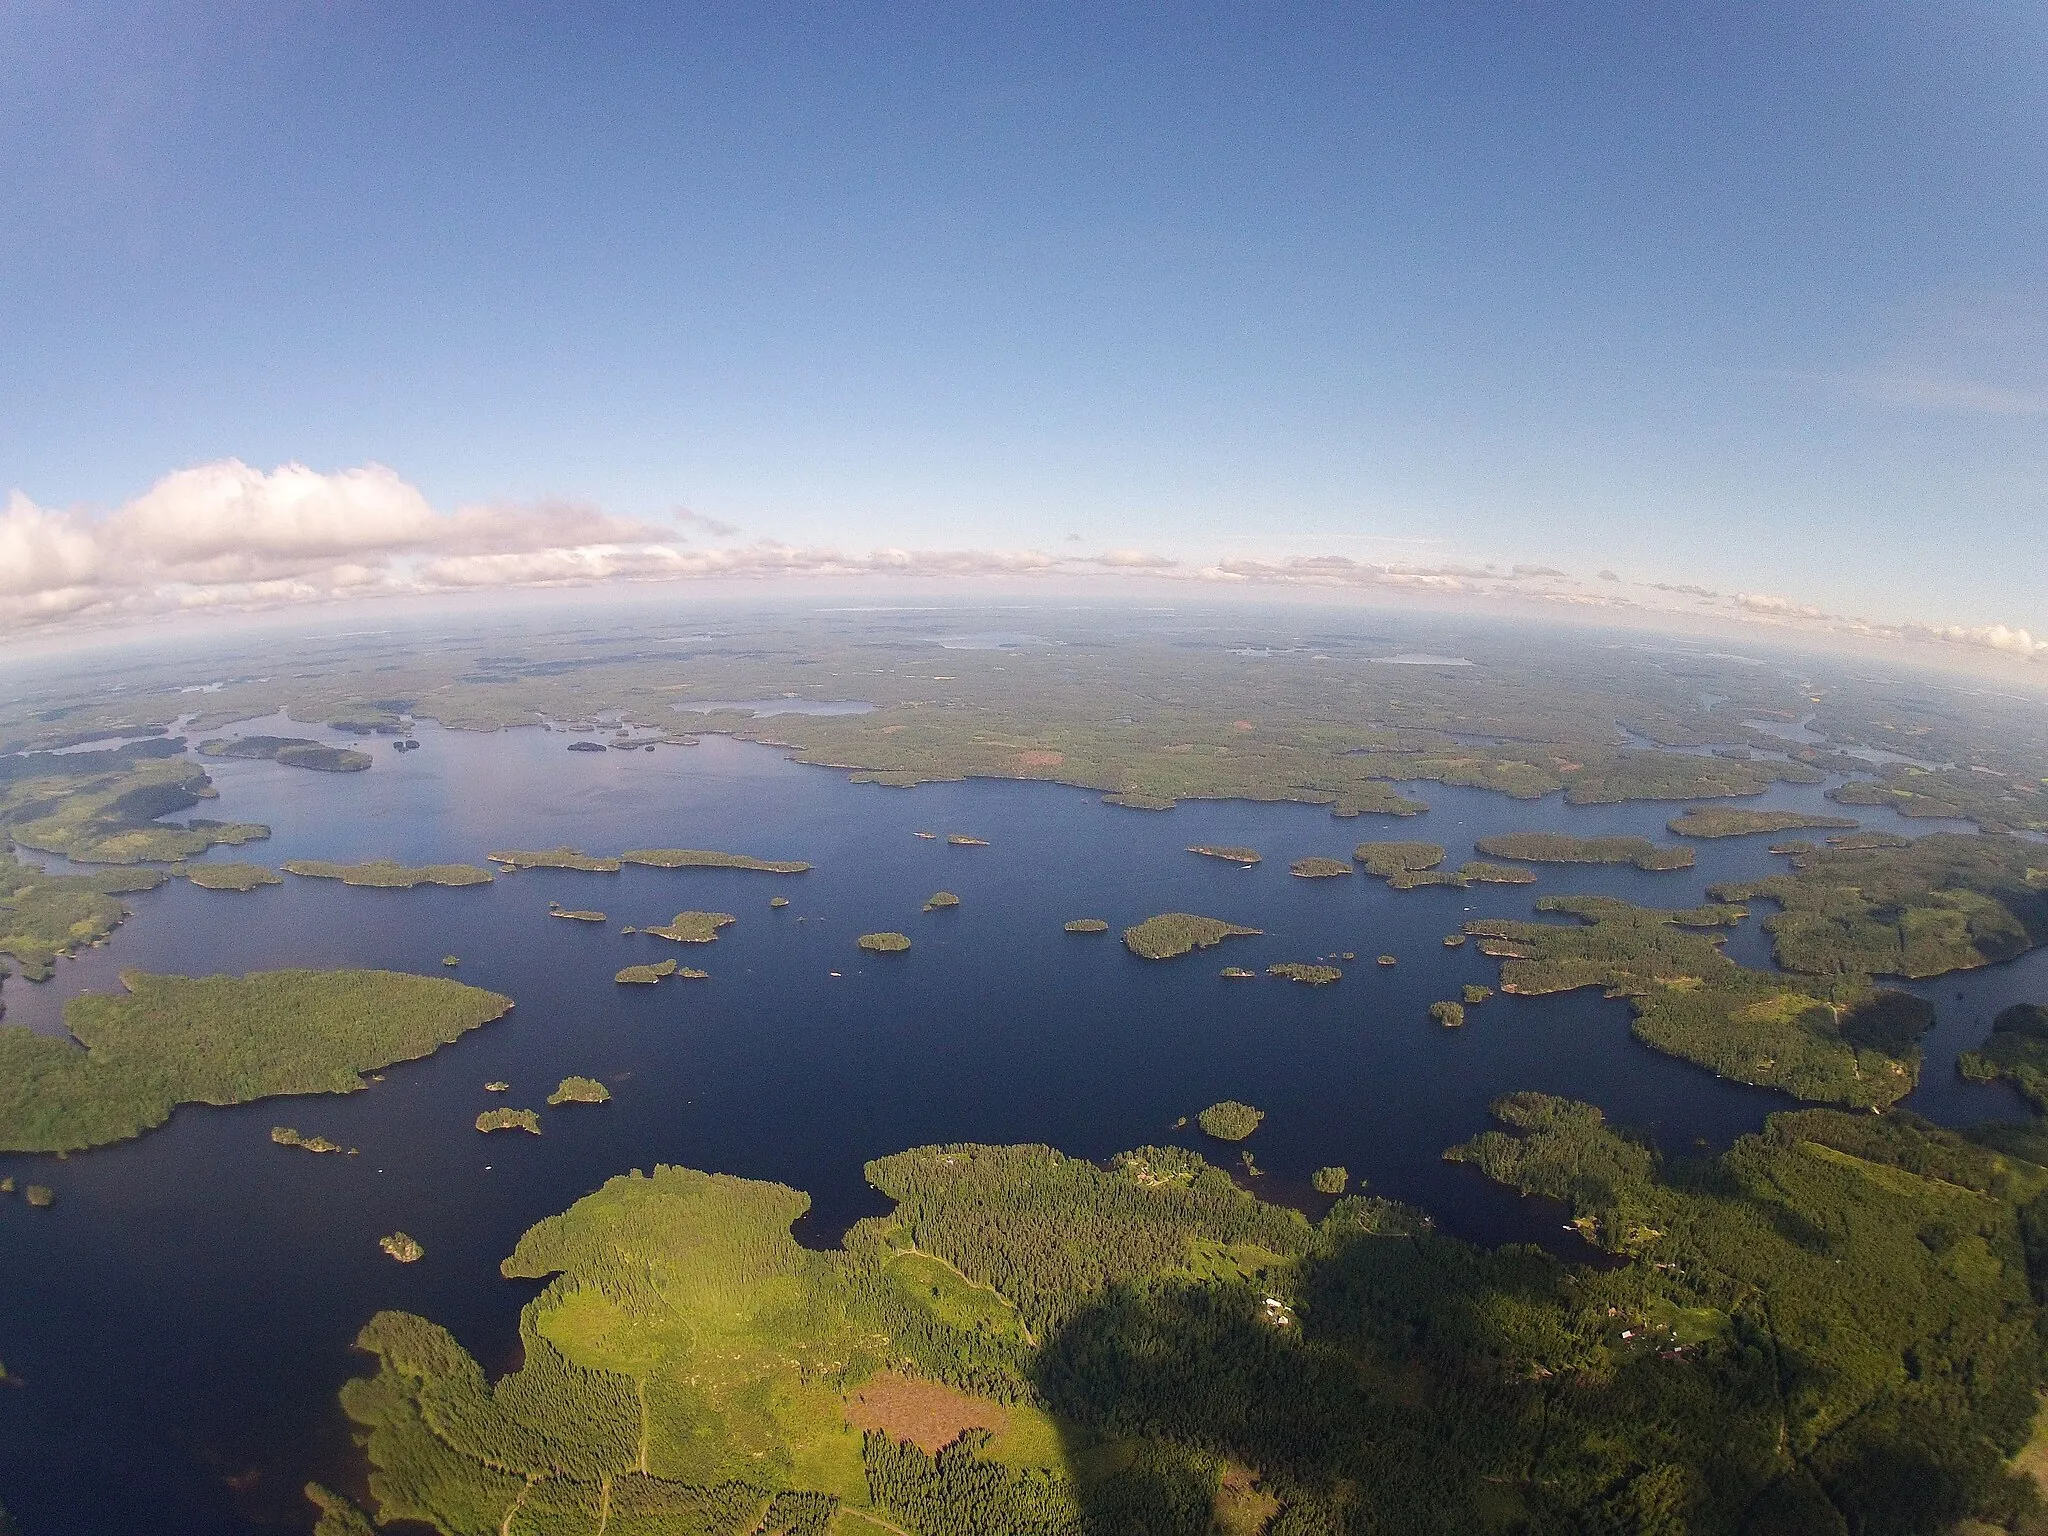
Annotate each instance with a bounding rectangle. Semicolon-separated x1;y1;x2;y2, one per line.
498;1475;537;1536
637;1378;651;1473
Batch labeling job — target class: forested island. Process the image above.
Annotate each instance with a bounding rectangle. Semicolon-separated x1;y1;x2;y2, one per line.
644;911;737;943
487;847;810;873
1266;963;1340;985
1122;913;1262;960
924;891;960;911
547;1075;611;1106
615;960;678;984
1352;842;1539;890
476;1107;541;1134
1188;845;1261;865
1196;1100;1264;1140
1473;832;1694;871
197;736;373;772
0;969;513;1151
284;859;496;888
859;932;913;953
1288;857;1351;878
330;1092;2048;1536
1063;918;1109;933
1667;807;1860;839
270;1125;351;1154
184;862;282;891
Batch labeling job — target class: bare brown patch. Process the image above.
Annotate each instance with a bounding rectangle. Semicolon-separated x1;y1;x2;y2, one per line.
1233;720;1255;730
844;1372;1008;1453
1213;1463;1280;1535
1013;750;1065;768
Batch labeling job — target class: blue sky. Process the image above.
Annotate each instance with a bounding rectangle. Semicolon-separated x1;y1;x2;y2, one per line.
1;2;2043;641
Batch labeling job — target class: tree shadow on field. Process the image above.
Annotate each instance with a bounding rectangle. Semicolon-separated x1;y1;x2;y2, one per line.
1024;1220;2031;1536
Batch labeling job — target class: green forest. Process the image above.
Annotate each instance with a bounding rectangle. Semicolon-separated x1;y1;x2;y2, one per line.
335;1101;2048;1536
0;968;513;1151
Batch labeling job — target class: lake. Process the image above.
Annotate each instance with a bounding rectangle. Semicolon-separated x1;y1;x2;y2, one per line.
0;720;2040;1534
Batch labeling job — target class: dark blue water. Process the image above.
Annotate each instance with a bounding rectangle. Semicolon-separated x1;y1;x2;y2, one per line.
0;722;2039;1535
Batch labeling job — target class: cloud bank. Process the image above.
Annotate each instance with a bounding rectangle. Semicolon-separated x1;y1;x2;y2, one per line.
1;460;2040;673
0;460;1155;633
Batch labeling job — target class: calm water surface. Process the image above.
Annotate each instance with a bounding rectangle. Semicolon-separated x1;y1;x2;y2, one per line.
0;722;2040;1534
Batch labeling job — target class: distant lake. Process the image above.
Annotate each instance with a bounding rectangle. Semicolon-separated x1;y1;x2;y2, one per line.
0;721;2039;1534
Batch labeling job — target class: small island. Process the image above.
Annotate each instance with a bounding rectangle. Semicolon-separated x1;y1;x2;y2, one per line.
1354;841;1447;878
566;740;608;752
1220;966;1256;979
546;1076;612;1107
185;862;283;892
621;849;811;873
24;1185;54;1208
1197;1100;1265;1141
615;960;678;984
1311;1166;1349;1195
643;911;737;943
379;1232;423;1263
770;896;789;909
1460;861;1538;885
1472;833;1693;872
1430;1000;1467;1028
946;835;989;847
271;1126;352;1154
858;932;912;952
1064;918;1110;933
1668;808;1860;839
484;1082;509;1093
548;906;607;923
475;1107;541;1135
1462;985;1493;1005
1123;913;1262;960
198;736;373;773
1189;845;1262;865
923;891;961;911
488;847;622;871
1290;857;1352;879
284;859;496;889
1377;954;1398;966
1442;934;1467;948
678;967;709;979
1268;963;1341;985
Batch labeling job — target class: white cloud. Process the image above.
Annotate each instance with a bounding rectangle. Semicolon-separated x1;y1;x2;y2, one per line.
0;461;1192;635
1;460;2040;678
1934;622;2047;659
